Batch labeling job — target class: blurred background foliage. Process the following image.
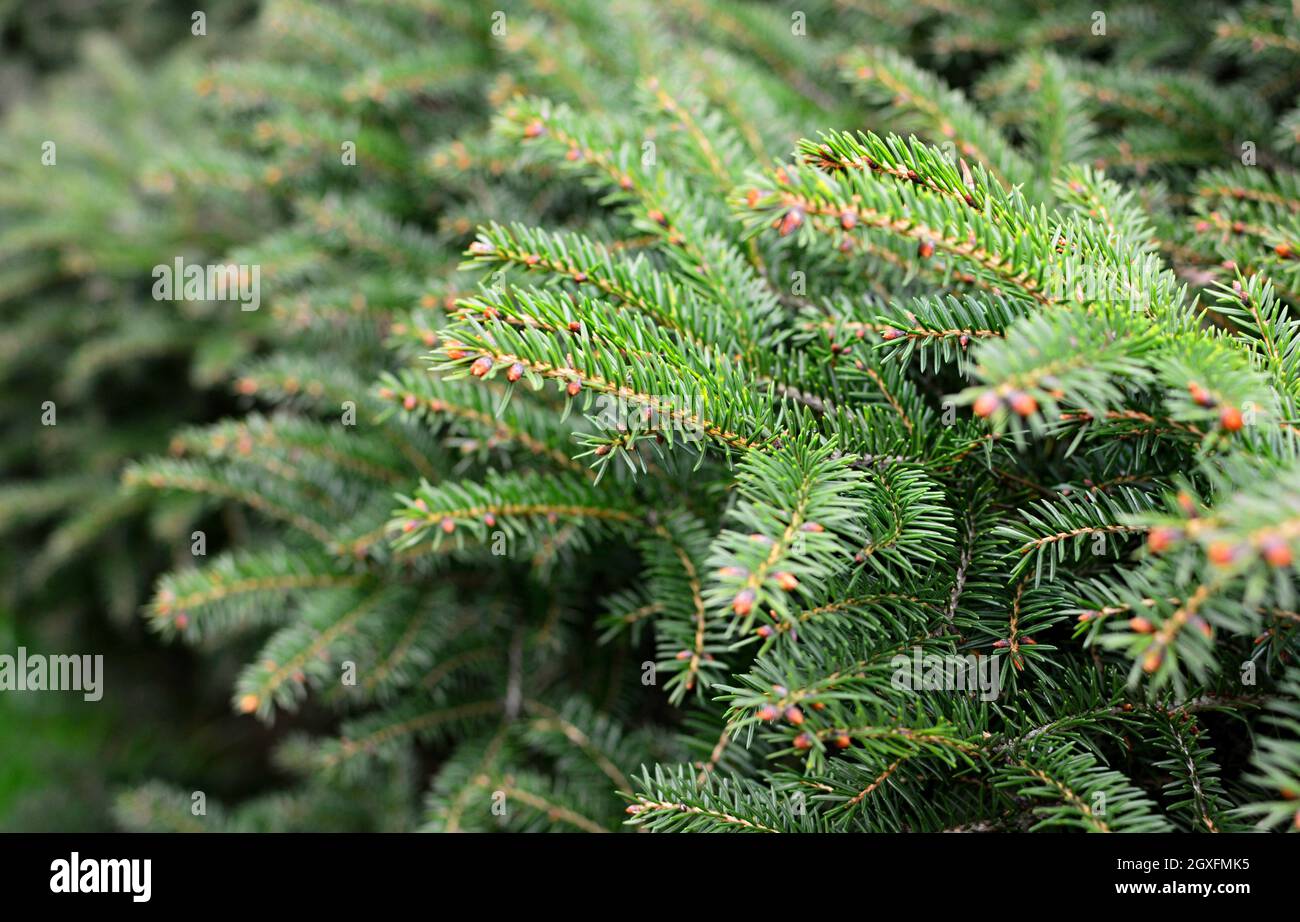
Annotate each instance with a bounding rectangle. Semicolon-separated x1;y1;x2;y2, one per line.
0;1;269;830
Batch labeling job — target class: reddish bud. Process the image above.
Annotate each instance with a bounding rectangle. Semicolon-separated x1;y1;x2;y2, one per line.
1009;391;1038;416
775;571;799;591
507;362;525;382
1262;536;1293;568
1147;526;1181;554
1188;382;1215;407
470;356;493;377
785;706;804;725
778;207;805;237
1128;616;1154;634
440;517;455;534
1219;405;1244;431
973;391;1001;418
918;239;936;259
1208;541;1237;566
732;589;756;616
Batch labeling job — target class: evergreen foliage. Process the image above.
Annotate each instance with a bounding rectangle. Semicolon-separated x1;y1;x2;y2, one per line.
7;0;1300;833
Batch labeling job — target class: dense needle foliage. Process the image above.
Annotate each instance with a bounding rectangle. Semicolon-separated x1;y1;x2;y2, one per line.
5;0;1300;833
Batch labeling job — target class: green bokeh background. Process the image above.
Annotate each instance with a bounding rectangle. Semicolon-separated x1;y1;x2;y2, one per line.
0;0;265;831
